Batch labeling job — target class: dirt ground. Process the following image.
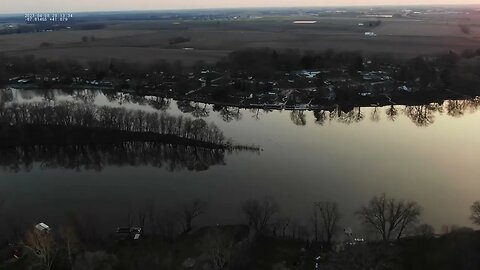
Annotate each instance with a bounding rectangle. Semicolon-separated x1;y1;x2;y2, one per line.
2;13;480;65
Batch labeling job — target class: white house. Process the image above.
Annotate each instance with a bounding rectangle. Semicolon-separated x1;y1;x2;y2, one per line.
35;223;51;233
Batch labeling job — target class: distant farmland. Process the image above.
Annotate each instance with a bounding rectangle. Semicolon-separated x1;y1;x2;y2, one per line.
1;13;480;65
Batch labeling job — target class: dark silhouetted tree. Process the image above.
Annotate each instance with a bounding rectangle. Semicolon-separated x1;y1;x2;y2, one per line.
180;199;207;233
25;228;58;270
414;224;435;238
242;197;279;234
315;201;340;246
471;201;480;226
356;193;421;241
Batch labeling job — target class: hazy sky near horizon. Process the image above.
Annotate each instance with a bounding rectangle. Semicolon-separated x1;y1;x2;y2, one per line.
1;0;479;13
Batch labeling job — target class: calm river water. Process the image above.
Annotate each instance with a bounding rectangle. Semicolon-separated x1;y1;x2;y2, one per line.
1;88;479;236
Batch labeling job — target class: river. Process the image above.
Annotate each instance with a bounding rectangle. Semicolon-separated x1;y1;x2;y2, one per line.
0;88;479;237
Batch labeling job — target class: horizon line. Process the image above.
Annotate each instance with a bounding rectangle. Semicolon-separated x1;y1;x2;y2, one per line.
1;3;479;16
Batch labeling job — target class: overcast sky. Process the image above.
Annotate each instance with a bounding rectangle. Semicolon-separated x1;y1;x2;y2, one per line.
1;0;479;14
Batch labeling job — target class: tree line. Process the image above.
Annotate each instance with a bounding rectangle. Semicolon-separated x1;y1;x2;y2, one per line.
0;101;226;145
3;193;479;269
2;47;480;94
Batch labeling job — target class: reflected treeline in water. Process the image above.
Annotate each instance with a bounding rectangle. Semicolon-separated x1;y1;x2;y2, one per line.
307;97;480;127
4;88;480;129
174;97;480;127
0;88;172;111
0;143;227;172
0;100;260;172
103;92;172;111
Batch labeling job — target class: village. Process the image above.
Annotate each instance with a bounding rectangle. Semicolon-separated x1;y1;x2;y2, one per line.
4;57;420;112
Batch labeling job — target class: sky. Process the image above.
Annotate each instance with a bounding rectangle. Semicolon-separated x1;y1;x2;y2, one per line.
1;0;479;14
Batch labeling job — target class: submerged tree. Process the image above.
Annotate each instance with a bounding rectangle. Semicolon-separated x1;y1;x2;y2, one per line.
471;201;480;226
356;193;421;241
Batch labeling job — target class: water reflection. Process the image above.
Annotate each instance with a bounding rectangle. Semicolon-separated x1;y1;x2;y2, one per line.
105;92;171;111
1;88;480;232
0;92;261;172
213;105;242;122
308;97;480;127
177;100;210;118
0;143;227;172
3;88;480;128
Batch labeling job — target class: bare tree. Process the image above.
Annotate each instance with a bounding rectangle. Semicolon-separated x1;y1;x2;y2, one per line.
60;225;79;269
137;200;155;234
297;225;310;241
241;197;279;234
471;201;480;226
310;205;320;242
356;193;421;241
277;217;290;239
289;220;299;240
181;199;207;233
315;201;340;245
25;228;58;270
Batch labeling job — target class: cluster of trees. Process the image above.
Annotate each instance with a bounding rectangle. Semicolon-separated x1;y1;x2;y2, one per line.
0;55;176;90
238;195;480;246
168;36;191;45
364;20;382;27
356;194;422;241
471;201;480;226
397;50;480;93
221;48;365;79
2;194;480;270
240;194;423;245
81;35;96;43
3;47;480;103
0;101;226;144
459;24;471;35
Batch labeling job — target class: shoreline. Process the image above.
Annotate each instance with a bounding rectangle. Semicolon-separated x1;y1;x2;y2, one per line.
5;83;477;111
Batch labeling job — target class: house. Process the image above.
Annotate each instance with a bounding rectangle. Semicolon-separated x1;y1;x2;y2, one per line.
398;85;412;92
34;223;51;233
296;70;321;79
116;227;142;240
